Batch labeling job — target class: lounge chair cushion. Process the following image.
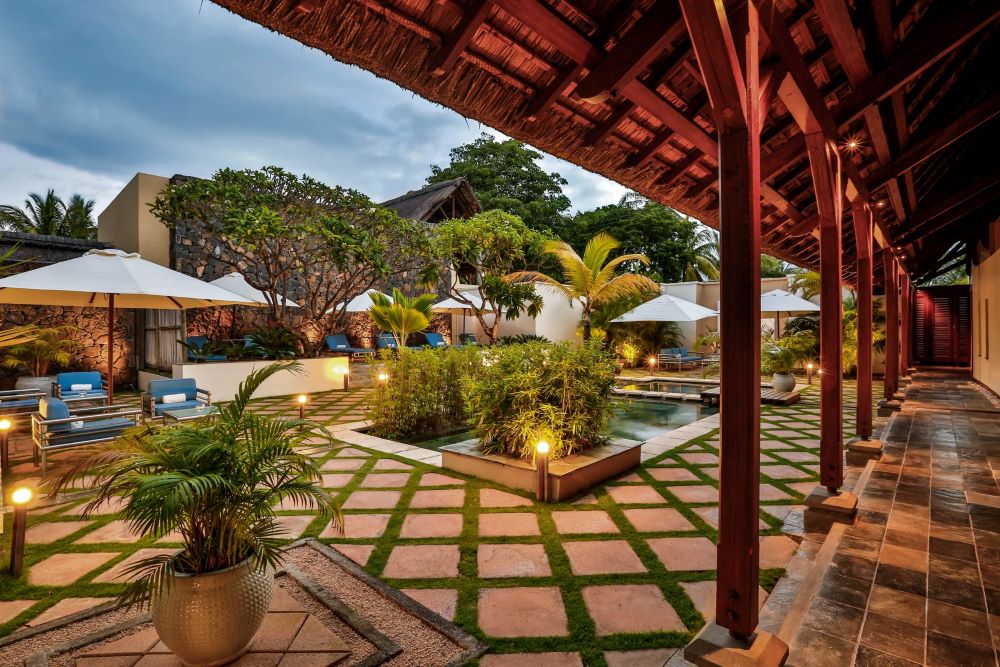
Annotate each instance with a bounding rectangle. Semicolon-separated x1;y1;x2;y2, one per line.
46;418;135;445
153;399;204;415
55;372;102;393
0;398;41;411
149;379;197;402
39;397;72;432
162;393;187;405
424;333;447;348
60;389;109;401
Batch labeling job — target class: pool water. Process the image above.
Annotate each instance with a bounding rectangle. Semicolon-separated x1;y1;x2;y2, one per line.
405;400;717;450
619;381;711;395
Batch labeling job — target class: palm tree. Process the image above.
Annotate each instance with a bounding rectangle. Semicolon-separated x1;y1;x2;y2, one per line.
507;232;659;341
369;288;436;348
760;254;790;278
0;190;97;239
789;268;821;300
683;226;720;281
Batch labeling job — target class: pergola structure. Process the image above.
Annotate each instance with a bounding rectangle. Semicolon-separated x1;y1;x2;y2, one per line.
211;0;999;659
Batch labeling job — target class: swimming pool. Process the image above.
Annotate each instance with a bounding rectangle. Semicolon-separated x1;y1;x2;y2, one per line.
618;381;709;395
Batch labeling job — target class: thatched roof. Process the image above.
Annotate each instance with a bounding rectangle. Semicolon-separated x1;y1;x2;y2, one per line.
381;177;481;221
210;0;1000;284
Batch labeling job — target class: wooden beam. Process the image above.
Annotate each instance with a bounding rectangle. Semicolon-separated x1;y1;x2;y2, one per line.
852;199;874;439
761;134;805;180
656;151;700;187
896;171;1000;246
620;80;718;155
627;128;674;168
575;0;685;103
679;0;746;131
882;253;899;399
584;101;635;145
757;61;787;126
525;62;584;121
428;0;495;76
833;3;1000;126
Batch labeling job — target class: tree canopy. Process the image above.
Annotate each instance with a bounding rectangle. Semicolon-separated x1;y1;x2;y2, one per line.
0;189;97;239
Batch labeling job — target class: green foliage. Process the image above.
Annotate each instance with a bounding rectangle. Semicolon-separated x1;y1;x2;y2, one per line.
760;255;791;278
369;288;436;349
428;133;571;236
684;226;720;281
496;334;550;346
784;292;886;376
177;337;227;362
612;321;683;360
788;269;821;300
429;210;546;343
0;190;97;239
0;325;37;350
761;333;815;375
567;193;699;282
47;362;339;608
367;347;481;440
2;326;78;376
466;341;617;460
248;326;298;359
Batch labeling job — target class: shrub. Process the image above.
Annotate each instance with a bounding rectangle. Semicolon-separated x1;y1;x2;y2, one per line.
496;334;549;346
248;326;298;358
367;347;480;440
2;326;78;376
466;341;617;460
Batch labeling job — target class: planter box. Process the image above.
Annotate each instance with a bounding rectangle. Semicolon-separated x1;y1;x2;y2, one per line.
172;357;349;401
441;438;642;501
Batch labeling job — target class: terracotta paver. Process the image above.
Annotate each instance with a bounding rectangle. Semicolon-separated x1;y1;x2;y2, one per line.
760;535;799;569
480;489;533;508
680;580;768;619
478;543;552;578
563;540;646;575
648;467;700;482
82;626;160;655
759;483;793;501
582;584;685;635
320;473;354;488
401;588;458;620
24;520;94;544
274;514;315;539
605;649;678;667
606;485;666;505
29;552;119;586
64;497;126;516
399;513;464;538
478;587;569;637
409;489;465;508
373;459;413;470
551;510;619;534
667;484;719;504
342;490;401;510
692;506;768;531
481;653;582;667
320;458;366;471
360;472;411;488
382;544;460;578
248;611;308;651
335;447;369;457
420;473;464;486
93;548;177;583
287;615;351;652
329;544;374;566
26;597;112;627
0;600;36;624
622;507;695;532
681;452;719;465
647;536;717;571
762;464;812;480
325;513;390;538
478;512;540;536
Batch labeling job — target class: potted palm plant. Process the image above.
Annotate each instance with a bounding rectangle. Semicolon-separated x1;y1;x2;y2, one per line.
762;332;814;392
3;325;78;395
49;362;341;666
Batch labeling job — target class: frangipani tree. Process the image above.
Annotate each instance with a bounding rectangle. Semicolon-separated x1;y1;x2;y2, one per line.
507;232;659;341
369;288;436;348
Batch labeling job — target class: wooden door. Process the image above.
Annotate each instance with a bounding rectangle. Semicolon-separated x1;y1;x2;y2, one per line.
912;286;971;366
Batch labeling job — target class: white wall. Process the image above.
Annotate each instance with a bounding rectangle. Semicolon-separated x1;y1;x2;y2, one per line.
173;357;349;401
456;284;580;342
973;250;1000;394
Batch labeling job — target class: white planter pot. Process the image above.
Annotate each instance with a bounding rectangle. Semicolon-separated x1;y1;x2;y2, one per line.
15;376;56;397
771;372;796;392
152;558;273;666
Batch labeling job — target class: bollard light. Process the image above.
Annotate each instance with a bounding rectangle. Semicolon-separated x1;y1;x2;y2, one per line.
9;486;32;577
297;394;308;420
648;356;657;373
377;372;389;383
340;366;350;391
805;362;814;385
535;440;550;502
0;417;11;474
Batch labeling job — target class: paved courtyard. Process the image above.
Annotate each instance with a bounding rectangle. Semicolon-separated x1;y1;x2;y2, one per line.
0;379;867;664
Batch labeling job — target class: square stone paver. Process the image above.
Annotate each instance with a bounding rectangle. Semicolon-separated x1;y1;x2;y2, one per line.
681;452;720;466
762;464;813;480
482;653;582;667
0;600;36;624
25;597;112;627
274;514;315;539
582;584;685;635
321;458;367;471
478;587;569;637
563;540;646;575
479;512;541;536
400;513;464;538
73;520;142;544
420;473;464;486
360;472;411;488
382;545;460;578
648;467;700;482
93;549;177;583
24;520;94;544
692;506;768;530
760;535;800;569
343;490;401;510
551;510;619;534
29;552;120;586
759;484;793;501
607;485;666;505
326;513;390;538
668;484;720;504
401;588;459;620
409;489;465;508
622;508;695;532
321;473;354;488
248;611;308;651
647;537;717;571
374;459;413;470
480;489;533;508
680;580;768;619
64;497;126;516
478;543;552;578
605;649;678;667
329;544;374;566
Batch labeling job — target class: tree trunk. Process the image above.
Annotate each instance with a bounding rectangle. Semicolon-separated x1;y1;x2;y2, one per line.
582;313;592;342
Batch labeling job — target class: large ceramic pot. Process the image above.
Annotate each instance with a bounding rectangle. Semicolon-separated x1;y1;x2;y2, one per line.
771;372;796;393
152;559;273;666
15;376;56;397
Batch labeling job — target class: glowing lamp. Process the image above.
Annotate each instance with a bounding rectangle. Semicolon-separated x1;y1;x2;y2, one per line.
11;487;32;505
536;440;550;455
9;486;32;577
535;440;550;502
377;372;389;383
0;418;11;474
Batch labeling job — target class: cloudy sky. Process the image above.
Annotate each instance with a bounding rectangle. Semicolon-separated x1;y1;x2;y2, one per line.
0;1;628;218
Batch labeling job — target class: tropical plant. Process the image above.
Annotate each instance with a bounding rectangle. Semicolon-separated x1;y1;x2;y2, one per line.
248;326;298;359
2;326;78;376
761;332;815;375
789;269;821;300
783;291;886;376
47;362;340;608
0;190;97;239
466;341;617;460
617;339;641;367
0;325;38;349
178;337;227;362
369;288;436;349
760;254;791;278
507;233;659;341
496;334;550;346
684;226;720;281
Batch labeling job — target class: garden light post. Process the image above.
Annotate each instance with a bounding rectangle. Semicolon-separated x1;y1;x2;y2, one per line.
340;366;350;391
806;362;814;385
297;394;308;421
377;372;389;384
535;440;549;502
648;356;656;374
9;486;31;577
0;418;11;474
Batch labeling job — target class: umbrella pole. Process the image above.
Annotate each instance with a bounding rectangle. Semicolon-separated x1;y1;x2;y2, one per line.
107;294;115;399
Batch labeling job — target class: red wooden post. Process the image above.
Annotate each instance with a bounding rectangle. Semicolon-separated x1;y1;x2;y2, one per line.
883;254;900;399
852;199;874;439
806;132;844;491
900;275;912;374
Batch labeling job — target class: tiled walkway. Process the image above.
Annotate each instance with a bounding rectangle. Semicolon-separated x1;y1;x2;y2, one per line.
786;371;1000;666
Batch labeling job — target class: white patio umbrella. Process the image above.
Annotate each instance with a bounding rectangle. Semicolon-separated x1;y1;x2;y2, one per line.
760;288;819;336
0;249;257;396
209;272;299;307
332;290;392;313
611;293;717;323
432;293;497;314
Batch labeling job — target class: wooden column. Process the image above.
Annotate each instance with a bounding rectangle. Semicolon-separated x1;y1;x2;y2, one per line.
883;253;900;399
852;199;874;439
806;132;844;491
678;0;761;641
900;275;912;374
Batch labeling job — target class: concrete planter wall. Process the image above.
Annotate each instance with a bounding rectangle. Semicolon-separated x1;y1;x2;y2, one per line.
172;357;349;401
441;438;642;501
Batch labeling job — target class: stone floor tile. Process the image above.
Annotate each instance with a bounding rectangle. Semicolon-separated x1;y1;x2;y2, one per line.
680;452;719;466
320;458;366;471
480;489;533;508
647;467;700;482
622;507;695;532
383;544;460;578
478;512;540;536
478;587;568;637
326;513;390;539
248;611;308;652
24;597;112;627
480;653;582;667
373;459;413;471
342;490;401;510
582;584;685;635
478;543;551;578
287;615;350;652
360;472;410;488
64;497;126;516
28;552;120;586
24;520;94;544
93;549;177;584
868;585;927;625
0;600;36;624
328;544;374;566
420;473;464;486
551;510;619;534
399;513;464;538
401;588;458;621
562;540;646;575
82;626;160;655
680;580;768;620
760;535;800;569
859;612;925;663
320;473;354;488
604;649;677;667
647;536;717;571
273;514;314;539
606;485;665;505
667;484;719;504
409;489;466;508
